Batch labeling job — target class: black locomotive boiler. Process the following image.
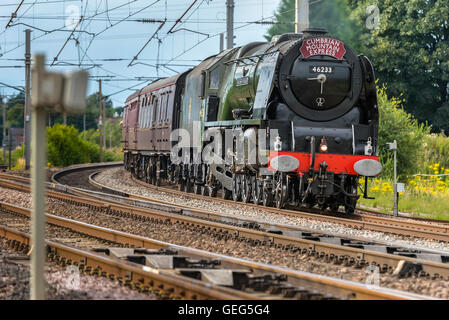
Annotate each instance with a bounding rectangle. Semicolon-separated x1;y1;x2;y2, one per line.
122;28;382;213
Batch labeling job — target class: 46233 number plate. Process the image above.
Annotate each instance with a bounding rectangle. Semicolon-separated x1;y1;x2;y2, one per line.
309;66;334;74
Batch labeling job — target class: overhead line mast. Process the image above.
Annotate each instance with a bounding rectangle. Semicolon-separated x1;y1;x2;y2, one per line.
295;0;310;33
226;0;234;49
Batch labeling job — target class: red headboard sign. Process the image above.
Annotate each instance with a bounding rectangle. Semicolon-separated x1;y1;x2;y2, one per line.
300;37;346;60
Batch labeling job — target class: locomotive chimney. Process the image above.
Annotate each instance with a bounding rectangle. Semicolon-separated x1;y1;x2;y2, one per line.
302;28;328;38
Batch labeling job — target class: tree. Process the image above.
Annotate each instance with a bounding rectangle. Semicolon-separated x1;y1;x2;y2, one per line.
346;0;449;132
6;103;24;128
376;85;430;178
48;92;117;131
265;0;362;48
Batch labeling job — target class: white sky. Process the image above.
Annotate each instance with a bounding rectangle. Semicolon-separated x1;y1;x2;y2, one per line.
0;0;282;107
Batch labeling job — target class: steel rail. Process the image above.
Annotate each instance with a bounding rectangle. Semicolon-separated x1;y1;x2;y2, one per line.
1;175;449;280
0;201;431;300
0;223;255;300
123;175;449;240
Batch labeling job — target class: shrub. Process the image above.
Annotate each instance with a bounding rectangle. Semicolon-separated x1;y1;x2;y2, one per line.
377;85;431;179
421;134;449;171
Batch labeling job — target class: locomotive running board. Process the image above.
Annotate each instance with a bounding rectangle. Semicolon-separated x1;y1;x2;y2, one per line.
210;163;233;191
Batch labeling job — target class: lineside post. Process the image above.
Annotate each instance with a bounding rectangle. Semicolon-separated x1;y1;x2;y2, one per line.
99;79;103;162
393;140;398;217
30;55;46;299
30;54;88;300
8;128;11;170
24;29;31;170
2;100;6;164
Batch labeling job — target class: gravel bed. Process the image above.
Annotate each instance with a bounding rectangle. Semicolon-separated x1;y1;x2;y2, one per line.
0;207;120;250
94;168;449;252
1;186;448;298
0;238;156;300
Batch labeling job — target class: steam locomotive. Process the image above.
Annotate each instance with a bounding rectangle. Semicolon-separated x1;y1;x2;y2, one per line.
122;28;381;213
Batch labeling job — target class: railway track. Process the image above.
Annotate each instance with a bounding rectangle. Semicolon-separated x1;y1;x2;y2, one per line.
0;200;431;300
2;167;449;282
119;173;449;242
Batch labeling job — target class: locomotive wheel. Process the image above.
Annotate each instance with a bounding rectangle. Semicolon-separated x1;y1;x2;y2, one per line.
208;186;217;197
145;165;151;184
275;174;289;209
330;203;340;212
252;177;262;205
344;195;357;214
262;180;273;207
222;187;231;200
200;186;208;196
275;183;287;209
185;178;193;193
241;175;251;203
232;175;242;202
345;205;355;214
178;179;185;191
319;202;328;211
193;184;201;195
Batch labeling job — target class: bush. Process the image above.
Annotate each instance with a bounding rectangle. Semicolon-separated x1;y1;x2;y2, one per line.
377;85;431;179
421;134;449;171
47;124;95;166
47;124;123;167
0;145;24;169
79;120;122;148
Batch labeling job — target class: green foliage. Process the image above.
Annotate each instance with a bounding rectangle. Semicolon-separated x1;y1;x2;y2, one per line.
6;103;24;128
265;0;362;48
48;92;122;132
80;119;122;148
377;85;431;179
47;124;122;167
0;145;23;168
47;124;94;167
346;0;449;132
421;134;449;170
359;179;449;220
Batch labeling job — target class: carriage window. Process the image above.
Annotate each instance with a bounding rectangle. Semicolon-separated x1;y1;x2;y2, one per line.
152;98;159;125
165;92;172;122
199;71;206;98
163;94;168;123
209;68;220;89
143;106;148;128
163;93;169;123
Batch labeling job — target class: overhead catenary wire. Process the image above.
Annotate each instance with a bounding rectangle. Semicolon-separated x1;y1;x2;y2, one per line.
128;20;166;67
5;0;25;29
166;0;198;34
0;1;291;105
50;16;83;66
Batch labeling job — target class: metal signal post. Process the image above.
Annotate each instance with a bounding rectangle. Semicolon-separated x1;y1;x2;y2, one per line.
386;140;398;217
24;29;31;170
2;98;5;164
30;54;88;299
99;79;103;162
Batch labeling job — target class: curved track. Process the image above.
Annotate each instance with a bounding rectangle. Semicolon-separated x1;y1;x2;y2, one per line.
0;164;446;299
